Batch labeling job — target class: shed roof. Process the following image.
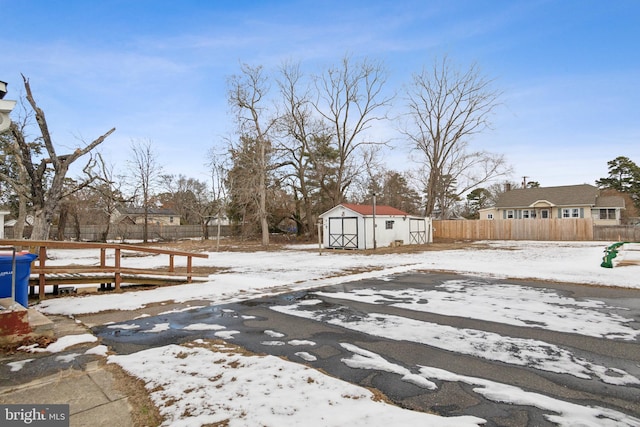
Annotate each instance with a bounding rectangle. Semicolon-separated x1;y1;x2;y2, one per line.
341;203;409;216
494;184;600;208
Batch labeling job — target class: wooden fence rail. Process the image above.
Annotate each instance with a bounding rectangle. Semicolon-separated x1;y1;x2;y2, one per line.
592;226;640;242
433;219;640;241
433;219;595;241
0;239;209;300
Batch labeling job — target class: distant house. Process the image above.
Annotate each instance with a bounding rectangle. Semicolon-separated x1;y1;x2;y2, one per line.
111;207;181;226
0;209;9;239
319;203;432;250
479;184;625;225
205;215;230;226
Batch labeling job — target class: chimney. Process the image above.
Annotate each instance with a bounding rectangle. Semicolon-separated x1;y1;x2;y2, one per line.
505;182;512;192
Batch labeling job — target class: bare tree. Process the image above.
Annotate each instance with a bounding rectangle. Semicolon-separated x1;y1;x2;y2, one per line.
0;100;38;239
8;76;115;240
313;55;393;206
275;61;328;237
349;145;385;203
91;154;131;241
55;177;82;240
127;139;163;243
160;174;215;238
159;174;199;224
206;147;230;250
227;63;275;246
414;149;511;218
403;57;508;217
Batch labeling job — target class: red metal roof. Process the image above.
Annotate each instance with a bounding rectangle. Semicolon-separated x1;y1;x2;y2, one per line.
341;203;409;216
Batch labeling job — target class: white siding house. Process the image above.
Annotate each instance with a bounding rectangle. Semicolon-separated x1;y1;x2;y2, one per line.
319;203;432;250
111;207;181;226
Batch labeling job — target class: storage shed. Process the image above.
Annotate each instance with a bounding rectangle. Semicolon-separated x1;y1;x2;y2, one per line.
319;203;432;250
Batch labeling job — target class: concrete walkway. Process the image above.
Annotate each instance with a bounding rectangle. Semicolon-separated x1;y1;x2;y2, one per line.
0;314;135;427
0;360;133;426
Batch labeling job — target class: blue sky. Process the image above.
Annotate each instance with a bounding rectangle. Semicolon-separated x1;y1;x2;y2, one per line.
3;0;639;189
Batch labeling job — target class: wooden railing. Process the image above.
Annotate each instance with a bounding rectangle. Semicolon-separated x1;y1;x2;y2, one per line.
0;239;209;300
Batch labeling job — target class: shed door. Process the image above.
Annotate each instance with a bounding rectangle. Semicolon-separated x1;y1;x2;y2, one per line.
328;217;358;249
409;218;426;244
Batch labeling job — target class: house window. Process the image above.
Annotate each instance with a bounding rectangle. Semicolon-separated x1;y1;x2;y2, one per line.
487;214;493;220
599;209;616;220
563;208;580;218
507;210;514;219
170;216;174;223
522;210;530;219
385;220;394;230
540;210;549;219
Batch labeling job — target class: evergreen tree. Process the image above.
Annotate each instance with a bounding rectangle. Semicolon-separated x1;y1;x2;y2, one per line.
596;156;640;211
465;188;492;219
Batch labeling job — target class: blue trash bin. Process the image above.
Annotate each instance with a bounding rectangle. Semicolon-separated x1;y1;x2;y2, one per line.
0;252;38;307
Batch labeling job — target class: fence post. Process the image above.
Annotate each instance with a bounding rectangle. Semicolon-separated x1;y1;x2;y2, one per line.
38;245;47;300
114;248;121;291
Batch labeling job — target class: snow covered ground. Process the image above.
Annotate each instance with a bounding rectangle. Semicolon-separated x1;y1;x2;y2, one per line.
19;240;640;425
37;240;640;316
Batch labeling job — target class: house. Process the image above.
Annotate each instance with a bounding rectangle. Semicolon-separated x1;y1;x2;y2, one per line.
479;184;625;225
0;210;9;239
111;207;181;226
319;203;432;250
3;216;34;239
205;215;230;226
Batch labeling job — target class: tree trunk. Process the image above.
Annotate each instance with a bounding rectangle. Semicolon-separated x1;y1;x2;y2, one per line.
260;180;269;246
304;196;315;239
424;167;440;217
31;208;52;240
143;210;149;243
259;138;269;247
99;222;111;242
14;196;28;239
57;205;68;240
201;220;209;240
216;219;222;252
73;215;81;241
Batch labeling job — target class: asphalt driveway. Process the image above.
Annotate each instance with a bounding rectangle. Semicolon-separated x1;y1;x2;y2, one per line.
94;272;640;426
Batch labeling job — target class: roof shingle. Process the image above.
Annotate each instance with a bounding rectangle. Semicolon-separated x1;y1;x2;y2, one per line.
494;184;600;208
341;203;409;216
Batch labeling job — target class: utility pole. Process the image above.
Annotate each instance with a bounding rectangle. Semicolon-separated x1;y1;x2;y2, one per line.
522;176;529;188
317;219;323;255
